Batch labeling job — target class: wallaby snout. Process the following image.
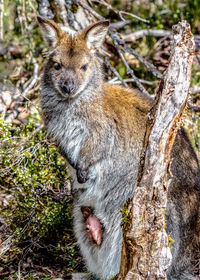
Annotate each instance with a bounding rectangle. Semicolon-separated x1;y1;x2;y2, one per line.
60;81;75;95
59;71;78;96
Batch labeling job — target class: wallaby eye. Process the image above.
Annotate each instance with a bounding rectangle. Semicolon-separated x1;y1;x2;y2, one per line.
86;225;90;231
80;64;88;71
54;62;61;70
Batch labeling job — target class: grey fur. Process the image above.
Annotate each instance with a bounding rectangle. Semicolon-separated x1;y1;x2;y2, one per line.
39;19;200;280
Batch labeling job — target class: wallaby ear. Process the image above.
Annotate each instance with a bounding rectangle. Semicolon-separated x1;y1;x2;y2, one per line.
84;20;109;51
37;15;63;47
81;207;92;220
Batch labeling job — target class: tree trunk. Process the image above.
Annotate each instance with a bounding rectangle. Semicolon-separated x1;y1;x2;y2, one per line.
118;20;195;280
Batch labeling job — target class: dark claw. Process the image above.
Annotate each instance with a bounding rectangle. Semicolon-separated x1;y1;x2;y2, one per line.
77;169;89;183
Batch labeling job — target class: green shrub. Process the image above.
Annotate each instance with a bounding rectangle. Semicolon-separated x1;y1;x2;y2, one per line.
0;114;83;278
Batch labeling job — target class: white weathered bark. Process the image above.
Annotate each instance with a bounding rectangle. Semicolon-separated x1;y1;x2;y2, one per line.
118;20;195;280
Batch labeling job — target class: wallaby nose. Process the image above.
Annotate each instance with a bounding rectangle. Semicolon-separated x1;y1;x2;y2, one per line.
61;81;75;95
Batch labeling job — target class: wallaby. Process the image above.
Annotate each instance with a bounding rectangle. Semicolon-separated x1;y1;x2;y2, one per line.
38;15;200;280
81;206;104;246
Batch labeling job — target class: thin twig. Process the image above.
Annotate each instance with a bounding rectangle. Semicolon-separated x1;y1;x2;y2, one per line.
28;0;37;12
22;0;28;29
17;260;21;280
119;10;149;23
110;20;131;29
138;79;158;85
105;58;129;88
91;0;149;23
78;1;104;20
188;102;200;112
108;78;158;86
22;58;39;97
0;0;4;40
192;114;200;151
189;86;200;95
29;124;44;138
122;44;162;79
196;54;200;66
110;32;150;96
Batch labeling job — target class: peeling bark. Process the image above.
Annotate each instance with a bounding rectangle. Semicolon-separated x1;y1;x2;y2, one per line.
118;20;195;280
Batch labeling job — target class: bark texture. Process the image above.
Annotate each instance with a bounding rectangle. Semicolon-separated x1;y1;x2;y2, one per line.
118;20;195;280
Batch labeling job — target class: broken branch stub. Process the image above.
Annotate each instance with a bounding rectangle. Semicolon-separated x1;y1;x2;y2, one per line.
118;20;195;280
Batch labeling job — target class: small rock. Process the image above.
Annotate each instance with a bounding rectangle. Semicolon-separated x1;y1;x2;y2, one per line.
0;46;8;56
10;101;17;110
64;180;72;196
17;106;24;112
9;42;22;57
5;110;17;123
0;102;6;116
10;66;22;80
18;111;30;120
12;119;21;125
2;90;12;107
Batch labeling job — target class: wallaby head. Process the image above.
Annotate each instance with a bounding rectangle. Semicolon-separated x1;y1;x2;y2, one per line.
37;16;109;99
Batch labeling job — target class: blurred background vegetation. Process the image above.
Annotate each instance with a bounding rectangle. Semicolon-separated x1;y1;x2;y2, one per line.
0;0;200;279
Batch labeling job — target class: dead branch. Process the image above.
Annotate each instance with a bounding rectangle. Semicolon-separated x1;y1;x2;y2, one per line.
22;58;39;98
188;102;200;112
108;78;158;86
192;115;200;151
118;20;195;280
91;0;149;23
121;43;162;79
78;1;104;21
119;11;149;23
121;29;172;42
189;85;200;95
110;30;150;96
110;20;131;29
105;57;129;88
